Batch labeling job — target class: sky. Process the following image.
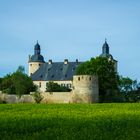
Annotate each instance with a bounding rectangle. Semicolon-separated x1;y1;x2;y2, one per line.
0;0;140;80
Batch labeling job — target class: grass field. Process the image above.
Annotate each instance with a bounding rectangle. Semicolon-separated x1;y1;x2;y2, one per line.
0;103;140;140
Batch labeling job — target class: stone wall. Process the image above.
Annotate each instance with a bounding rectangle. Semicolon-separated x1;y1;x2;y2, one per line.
0;92;71;104
0;93;35;103
41;92;71;103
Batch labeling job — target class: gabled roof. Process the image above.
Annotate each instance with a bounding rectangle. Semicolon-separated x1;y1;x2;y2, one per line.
31;62;83;81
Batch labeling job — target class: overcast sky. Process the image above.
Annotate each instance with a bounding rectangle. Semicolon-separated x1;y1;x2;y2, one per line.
0;0;140;80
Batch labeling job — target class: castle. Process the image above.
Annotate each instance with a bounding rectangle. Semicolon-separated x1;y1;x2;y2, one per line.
28;40;117;103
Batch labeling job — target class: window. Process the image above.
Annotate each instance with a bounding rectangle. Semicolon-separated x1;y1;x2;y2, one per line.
89;77;92;81
78;77;80;81
39;82;41;88
30;64;32;66
39;64;41;67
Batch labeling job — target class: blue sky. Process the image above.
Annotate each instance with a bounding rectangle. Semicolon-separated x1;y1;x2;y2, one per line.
0;0;140;80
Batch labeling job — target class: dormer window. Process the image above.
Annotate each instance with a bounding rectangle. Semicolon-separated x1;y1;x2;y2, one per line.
72;67;75;71
48;68;51;71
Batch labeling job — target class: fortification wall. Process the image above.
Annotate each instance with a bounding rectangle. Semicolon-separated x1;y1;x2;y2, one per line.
0;93;35;103
0;92;71;104
72;75;99;103
0;74;99;104
41;92;71;103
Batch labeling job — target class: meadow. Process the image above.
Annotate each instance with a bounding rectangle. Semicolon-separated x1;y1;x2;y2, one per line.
0;103;140;140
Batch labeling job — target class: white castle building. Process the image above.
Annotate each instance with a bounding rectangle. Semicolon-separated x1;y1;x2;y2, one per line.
28;40;117;103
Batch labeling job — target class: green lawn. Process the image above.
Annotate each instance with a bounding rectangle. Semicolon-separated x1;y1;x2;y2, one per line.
0;103;140;140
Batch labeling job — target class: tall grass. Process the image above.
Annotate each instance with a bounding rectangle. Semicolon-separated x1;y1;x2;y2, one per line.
0;103;140;140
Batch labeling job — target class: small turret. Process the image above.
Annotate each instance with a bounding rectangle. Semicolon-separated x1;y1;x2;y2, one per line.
28;41;45;76
102;39;109;54
100;39;118;72
34;41;41;55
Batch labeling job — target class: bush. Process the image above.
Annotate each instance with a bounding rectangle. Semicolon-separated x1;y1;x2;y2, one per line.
46;82;71;92
33;92;43;103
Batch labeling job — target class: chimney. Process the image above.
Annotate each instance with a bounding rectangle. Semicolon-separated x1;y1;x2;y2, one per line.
48;59;52;64
64;59;68;64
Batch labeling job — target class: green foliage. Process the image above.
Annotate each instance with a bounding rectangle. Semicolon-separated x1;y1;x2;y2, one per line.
0;104;140;140
33;92;43;103
118;76;140;102
0;66;37;96
76;57;119;102
119;76;139;93
46;82;71;92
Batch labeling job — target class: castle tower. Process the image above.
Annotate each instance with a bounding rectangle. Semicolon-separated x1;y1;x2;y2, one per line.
72;75;99;103
100;39;118;72
28;41;45;76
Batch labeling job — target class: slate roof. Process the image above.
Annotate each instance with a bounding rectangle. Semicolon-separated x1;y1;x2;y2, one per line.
31;62;83;81
29;54;45;63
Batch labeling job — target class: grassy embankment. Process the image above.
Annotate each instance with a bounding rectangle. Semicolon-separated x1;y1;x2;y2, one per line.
0;103;140;140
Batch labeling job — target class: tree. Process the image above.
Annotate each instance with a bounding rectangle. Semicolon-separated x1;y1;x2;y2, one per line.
46;82;71;92
118;76;139;93
118;76;140;102
76;57;119;102
0;66;37;96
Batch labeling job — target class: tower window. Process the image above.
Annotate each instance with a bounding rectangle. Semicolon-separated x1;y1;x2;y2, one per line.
78;77;80;81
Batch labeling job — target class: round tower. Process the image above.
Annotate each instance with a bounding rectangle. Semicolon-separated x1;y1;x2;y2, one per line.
72;75;99;103
28;41;45;76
